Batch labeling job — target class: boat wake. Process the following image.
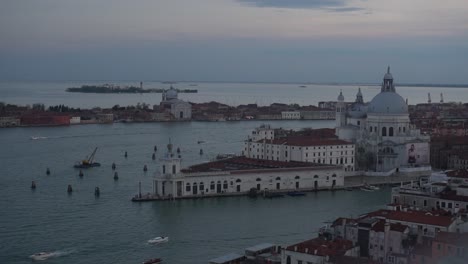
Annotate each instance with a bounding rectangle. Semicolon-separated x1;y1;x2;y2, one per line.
30;136;48;140
29;249;76;261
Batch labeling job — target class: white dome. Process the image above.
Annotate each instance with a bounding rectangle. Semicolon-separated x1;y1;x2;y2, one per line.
165;88;178;100
337;90;344;101
368;92;407;114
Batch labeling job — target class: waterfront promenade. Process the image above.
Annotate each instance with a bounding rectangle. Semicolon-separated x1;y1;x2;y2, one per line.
132;174;423;202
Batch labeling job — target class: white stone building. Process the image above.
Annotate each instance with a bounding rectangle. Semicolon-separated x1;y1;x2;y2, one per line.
160;86;192;120
243;125;356;173
152;144;344;200
335;67;431;173
281;111;301;120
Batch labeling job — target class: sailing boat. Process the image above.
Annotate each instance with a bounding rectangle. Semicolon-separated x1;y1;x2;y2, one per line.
74;147;101;168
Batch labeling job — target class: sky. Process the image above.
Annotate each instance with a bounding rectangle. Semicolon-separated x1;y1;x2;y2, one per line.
0;0;468;83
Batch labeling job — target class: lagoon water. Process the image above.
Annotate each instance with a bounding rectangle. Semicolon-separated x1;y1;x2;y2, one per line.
1;120;392;264
0;81;464;263
2;81;468;108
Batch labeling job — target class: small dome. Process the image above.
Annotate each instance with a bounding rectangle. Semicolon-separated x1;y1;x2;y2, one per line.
165;87;178;100
368;92;407;114
337;90;344;101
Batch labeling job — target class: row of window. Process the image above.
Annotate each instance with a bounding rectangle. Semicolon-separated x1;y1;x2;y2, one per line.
368;126;407;137
249;144;353;150
185;174;338;192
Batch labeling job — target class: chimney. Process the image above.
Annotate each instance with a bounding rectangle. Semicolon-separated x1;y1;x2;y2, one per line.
384;221;390;234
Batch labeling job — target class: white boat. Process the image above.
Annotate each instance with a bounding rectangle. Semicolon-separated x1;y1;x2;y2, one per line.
361;184;380;191
29;252;55;261
147;236;169;244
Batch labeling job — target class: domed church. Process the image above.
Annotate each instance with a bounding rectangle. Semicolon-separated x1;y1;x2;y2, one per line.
335;67;431;173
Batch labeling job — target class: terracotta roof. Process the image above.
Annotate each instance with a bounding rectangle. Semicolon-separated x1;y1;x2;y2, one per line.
285;237;353;257
257;136;353;147
181;156;335;173
329;256;378;264
439;191;468;202
446;169;468;179
370;220;408;233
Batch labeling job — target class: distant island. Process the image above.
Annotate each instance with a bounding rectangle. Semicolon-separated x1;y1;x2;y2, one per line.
66;85;197;94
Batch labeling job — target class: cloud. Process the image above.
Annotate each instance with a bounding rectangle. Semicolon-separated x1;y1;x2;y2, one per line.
236;0;352;9
328;7;365;12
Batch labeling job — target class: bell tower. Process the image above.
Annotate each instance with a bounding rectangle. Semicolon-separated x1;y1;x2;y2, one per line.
335;90;346;134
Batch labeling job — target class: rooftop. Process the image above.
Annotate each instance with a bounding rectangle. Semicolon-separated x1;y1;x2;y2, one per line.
181;156;334;174
370;220;409;233
256;135;352;147
362;209;454;227
209;253;245;264
285;237;353;257
245;243;275;253
446;169;468;179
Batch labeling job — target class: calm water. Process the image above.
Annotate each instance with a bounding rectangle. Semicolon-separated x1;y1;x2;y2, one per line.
0;120;393;264
1;81;467;108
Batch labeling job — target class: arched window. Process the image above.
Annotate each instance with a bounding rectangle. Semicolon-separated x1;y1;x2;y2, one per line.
314;175;319;179
210;181;215;190
199;182;204;191
295;176;300;179
186;183;191;192
256;178;262;182
389;127;394;137
223;180;228;189
370;126;373;132
332;174;337;177
236;179;242;183
382;127;387;136
286;255;291;264
162;165;166;174
275;177;281;181
172;164;176;174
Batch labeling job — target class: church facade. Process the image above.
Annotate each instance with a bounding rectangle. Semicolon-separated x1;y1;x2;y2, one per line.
160;87;192;120
335;67;431;173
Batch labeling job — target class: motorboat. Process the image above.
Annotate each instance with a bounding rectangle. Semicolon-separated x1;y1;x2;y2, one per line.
29;252;55;261
30;136;47;140
147;236;169;244
143;258;162;264
360;184;379;192
360;186;375;192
